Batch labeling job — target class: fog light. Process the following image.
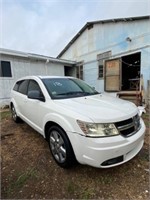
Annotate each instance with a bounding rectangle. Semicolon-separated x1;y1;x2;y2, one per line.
101;156;124;166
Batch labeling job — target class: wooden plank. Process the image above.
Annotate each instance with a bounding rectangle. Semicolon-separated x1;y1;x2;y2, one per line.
105;59;120;75
105;58;121;91
105;76;120;91
117;91;141;95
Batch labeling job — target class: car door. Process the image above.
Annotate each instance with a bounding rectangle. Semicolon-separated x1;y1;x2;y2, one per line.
23;79;45;132
15;79;29;117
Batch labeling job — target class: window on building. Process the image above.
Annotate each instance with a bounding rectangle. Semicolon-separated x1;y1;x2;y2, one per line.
98;65;103;78
0;61;12;77
76;65;83;80
97;51;111;79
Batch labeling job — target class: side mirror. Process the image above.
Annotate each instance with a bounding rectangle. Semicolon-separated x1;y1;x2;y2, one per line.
138;106;146;116
28;90;45;102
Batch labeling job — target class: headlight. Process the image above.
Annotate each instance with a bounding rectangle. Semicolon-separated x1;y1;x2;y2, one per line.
77;120;119;137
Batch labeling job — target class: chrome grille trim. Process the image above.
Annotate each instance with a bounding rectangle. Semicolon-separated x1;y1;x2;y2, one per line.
117;122;135;131
115;114;141;137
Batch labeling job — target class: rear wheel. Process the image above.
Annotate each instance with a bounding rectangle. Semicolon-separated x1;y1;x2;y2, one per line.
48;125;76;168
11;104;21;123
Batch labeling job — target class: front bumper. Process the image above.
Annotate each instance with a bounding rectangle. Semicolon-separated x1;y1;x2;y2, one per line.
68;119;146;168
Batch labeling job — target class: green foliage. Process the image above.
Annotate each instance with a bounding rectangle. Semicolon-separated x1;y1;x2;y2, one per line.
66;180;77;194
7;168;37;196
0;110;11;121
80;188;95;199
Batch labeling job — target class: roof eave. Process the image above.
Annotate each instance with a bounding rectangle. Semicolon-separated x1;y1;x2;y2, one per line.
0;48;76;65
57;15;150;58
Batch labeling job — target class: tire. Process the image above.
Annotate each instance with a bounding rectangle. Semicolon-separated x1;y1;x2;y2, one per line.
11;104;21;123
48;125;76;168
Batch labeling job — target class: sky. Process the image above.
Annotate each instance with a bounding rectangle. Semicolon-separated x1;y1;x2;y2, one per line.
1;0;150;57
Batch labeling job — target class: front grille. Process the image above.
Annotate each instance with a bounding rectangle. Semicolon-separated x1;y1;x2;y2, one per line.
115;114;141;137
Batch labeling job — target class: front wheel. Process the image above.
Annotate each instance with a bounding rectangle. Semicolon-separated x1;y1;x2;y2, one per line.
48;126;76;168
11;104;21;123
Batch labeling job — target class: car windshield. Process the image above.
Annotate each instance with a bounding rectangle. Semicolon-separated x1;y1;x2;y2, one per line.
42;78;99;99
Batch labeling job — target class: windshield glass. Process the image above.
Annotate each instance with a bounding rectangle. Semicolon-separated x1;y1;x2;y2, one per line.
42;78;99;99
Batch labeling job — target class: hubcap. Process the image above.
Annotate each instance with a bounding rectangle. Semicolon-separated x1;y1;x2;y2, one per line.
50;130;66;163
12;107;17;120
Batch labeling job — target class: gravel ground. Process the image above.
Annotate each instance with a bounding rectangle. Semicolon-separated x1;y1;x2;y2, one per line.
1;109;149;199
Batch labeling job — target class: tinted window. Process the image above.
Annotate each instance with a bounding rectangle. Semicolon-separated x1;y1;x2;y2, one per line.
18;80;29;95
0;61;12;77
28;80;44;99
28;80;41;92
13;81;21;91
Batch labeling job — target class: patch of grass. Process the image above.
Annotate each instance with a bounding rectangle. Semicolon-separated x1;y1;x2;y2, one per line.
7;168;37;196
142;111;149;117
96;175;113;185
0;110;11;121
139;149;149;162
142;112;149;127
66;180;77;194
80;188;95;199
143;119;149;127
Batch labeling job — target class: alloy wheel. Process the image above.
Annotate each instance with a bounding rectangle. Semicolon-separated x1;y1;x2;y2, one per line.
49;130;66;163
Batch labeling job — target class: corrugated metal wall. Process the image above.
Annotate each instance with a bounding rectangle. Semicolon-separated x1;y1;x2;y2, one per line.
147;80;150;107
60;19;150;97
0;55;65;107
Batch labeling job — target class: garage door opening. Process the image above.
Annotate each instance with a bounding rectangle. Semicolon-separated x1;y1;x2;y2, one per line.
121;52;141;91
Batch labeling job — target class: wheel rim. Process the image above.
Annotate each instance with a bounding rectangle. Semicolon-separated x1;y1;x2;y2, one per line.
49;130;66;163
12;106;17;121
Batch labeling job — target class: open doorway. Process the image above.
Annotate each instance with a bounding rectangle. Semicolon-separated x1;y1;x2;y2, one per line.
64;66;75;77
121;52;141;91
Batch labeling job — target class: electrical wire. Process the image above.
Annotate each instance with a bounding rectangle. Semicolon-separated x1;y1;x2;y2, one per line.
120;59;141;67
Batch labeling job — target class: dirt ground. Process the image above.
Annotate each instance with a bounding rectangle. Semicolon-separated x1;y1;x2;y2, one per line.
1;109;149;199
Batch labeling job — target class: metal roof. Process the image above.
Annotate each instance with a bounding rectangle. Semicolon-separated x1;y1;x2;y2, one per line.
0;48;76;65
57;15;150;58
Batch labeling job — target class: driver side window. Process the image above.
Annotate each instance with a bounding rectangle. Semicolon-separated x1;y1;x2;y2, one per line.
28;80;44;97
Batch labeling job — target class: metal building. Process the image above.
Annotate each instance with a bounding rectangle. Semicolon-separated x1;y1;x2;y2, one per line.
0;48;75;107
57;16;150;106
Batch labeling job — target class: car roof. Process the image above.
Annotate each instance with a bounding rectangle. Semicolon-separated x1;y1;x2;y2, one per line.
16;75;76;81
38;75;75;79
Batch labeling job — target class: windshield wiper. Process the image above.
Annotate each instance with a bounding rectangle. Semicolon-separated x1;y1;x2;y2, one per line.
57;91;99;96
57;91;84;96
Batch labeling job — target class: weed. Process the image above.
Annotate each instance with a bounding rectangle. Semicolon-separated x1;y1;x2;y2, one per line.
139;149;149;162
6;168;37;197
96;175;113;185
80;188;95;199
66;180;76;194
16;168;37;187
0;110;11;121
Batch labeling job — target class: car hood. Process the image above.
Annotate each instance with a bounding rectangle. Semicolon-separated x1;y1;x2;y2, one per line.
55;94;138;123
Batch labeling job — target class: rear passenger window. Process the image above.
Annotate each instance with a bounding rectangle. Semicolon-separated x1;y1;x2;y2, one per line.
18;80;29;95
13;81;20;91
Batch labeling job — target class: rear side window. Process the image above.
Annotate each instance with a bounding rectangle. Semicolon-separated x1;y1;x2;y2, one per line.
13;81;20;91
18;80;29;95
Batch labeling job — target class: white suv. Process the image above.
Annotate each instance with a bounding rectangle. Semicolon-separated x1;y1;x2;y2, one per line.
10;76;145;168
